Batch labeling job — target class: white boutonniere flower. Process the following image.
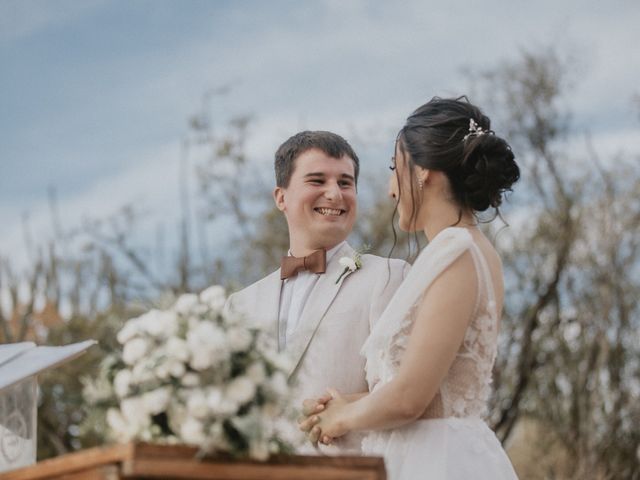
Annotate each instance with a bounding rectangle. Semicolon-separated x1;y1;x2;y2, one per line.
335;252;363;284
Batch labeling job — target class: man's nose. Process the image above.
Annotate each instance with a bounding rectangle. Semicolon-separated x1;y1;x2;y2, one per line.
324;181;342;200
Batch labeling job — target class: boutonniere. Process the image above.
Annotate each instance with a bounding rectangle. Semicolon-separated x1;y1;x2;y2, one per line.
335;251;363;284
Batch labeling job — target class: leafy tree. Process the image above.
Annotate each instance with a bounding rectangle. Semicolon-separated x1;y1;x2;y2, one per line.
476;49;640;479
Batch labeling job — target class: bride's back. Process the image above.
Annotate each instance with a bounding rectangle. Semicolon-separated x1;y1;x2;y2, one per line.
420;229;503;420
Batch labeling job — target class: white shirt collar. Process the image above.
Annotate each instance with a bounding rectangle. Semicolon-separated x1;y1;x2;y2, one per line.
287;241;346;262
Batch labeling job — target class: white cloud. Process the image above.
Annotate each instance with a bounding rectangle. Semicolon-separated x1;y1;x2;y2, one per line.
568;128;640;161
0;140;182;268
0;0;107;43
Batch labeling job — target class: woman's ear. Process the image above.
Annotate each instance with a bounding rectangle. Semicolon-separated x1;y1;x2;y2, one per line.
417;167;430;188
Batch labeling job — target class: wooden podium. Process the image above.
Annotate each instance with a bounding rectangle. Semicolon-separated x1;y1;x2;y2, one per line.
0;443;386;480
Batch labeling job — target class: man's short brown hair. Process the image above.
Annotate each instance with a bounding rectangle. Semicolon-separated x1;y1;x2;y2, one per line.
274;131;360;188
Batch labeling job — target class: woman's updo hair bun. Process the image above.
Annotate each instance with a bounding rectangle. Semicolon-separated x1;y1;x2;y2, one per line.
399;96;520;214
459;133;520;211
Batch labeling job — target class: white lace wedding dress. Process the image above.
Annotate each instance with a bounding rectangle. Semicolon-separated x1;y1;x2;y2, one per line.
360;227;518;479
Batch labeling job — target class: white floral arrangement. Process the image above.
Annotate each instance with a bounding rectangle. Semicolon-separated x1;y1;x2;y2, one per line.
83;286;300;460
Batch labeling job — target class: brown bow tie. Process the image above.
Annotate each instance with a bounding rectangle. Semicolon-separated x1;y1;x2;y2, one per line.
280;249;327;280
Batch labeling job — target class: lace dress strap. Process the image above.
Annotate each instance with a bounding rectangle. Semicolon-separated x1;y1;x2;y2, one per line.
361;227;475;387
421;238;499;419
468;242;498;319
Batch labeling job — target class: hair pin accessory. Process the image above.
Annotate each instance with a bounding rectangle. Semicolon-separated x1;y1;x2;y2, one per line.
463;118;489;142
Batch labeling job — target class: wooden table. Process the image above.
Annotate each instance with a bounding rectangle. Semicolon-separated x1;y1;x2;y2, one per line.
0;443;386;480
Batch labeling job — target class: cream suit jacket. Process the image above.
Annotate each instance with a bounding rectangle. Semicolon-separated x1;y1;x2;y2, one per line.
225;242;409;453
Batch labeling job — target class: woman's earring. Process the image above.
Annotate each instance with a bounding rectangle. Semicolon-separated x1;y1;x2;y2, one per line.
418;177;424;190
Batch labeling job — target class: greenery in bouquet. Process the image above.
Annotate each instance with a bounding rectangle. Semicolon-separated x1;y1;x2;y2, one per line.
83;286;301;460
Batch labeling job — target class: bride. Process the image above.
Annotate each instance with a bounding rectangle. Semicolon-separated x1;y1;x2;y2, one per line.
299;96;520;479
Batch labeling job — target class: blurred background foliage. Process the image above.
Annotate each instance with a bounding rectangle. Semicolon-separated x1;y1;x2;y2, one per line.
1;47;638;479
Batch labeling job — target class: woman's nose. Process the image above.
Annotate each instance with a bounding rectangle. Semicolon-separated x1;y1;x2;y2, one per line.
388;175;396;199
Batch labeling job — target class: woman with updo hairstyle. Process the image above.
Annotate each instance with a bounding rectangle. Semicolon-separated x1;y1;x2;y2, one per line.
395;96;519;229
299;97;520;479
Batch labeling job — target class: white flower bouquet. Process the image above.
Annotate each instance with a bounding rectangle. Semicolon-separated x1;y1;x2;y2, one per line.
84;286;299;460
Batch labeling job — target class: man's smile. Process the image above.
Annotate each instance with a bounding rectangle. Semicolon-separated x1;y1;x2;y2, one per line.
314;207;345;217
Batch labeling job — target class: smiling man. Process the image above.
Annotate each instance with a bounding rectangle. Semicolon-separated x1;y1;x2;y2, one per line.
225;131;408;453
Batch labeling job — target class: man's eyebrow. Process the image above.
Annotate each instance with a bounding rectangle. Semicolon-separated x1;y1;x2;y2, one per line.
303;172;355;181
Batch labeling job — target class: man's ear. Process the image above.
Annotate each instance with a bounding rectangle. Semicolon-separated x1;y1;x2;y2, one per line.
273;187;286;212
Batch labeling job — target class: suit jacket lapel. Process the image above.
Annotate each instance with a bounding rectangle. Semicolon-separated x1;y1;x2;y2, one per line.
254;269;282;346
286;243;357;377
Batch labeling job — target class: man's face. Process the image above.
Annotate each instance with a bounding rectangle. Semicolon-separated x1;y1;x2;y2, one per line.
274;148;357;254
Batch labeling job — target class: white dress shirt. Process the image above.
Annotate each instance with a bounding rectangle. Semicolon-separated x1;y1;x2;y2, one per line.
278;241;346;349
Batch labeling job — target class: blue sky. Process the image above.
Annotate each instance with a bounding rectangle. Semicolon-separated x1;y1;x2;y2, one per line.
1;0;639;271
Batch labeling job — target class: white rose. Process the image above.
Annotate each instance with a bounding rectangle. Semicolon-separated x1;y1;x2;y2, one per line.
181;373;200;387
267;372;289;397
194;303;210;315
123;337;149;366
139;310;179;338
154;363;170;380
208;421;227;445
199;285;226;312
339;256;357;271
227;327;252;352
113;369;133;398
205;387;223;410
180;416;205;445
246;362;266;384
137;310;162;337
186;391;209;419
188;316;201;330
120;396;143;421
189;321;225;346
226;376;256;405
166;337;190;362
168;359;186;378
189;347;212;371
159;310;179;336
249;440;270;461
255;334;277;355
143;387;171;415
117;320;140;345
173;293;199;315
106;408;135;441
206;387;238;416
187;321;229;369
217;398;239;417
131;361;155;384
264;349;293;373
272;416;306;447
120;396;151;431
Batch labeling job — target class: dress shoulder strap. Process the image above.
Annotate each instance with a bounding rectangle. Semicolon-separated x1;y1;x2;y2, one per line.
361;227;474;385
468;241;498;318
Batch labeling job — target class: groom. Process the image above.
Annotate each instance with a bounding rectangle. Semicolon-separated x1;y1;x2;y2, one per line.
225;131;407;453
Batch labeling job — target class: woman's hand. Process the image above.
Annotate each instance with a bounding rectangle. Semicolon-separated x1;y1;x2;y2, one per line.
301;392;332;416
315;388;350;444
298;392;333;445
